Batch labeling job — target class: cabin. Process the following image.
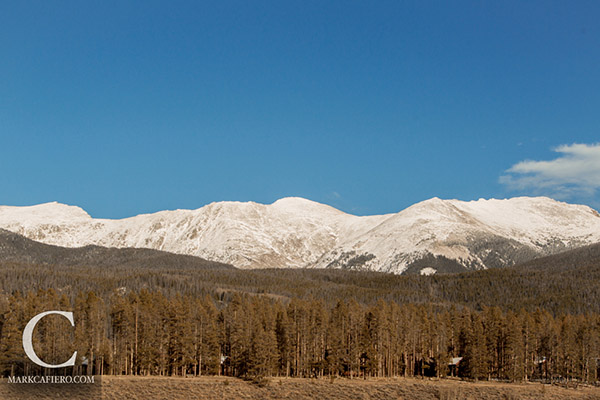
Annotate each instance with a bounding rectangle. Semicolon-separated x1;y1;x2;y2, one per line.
448;357;463;377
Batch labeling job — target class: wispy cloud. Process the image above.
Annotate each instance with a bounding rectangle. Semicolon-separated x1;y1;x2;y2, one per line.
500;143;600;199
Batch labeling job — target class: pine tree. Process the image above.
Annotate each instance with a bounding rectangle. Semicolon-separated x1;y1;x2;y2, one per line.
275;308;291;376
0;292;26;376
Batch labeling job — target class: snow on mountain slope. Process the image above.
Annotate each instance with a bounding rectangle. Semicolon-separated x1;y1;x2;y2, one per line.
0;198;387;269
0;197;599;274
315;197;600;273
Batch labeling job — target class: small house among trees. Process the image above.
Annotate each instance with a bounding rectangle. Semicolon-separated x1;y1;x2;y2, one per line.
448;357;462;377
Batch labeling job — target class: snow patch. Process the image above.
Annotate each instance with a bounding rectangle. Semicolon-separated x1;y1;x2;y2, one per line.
420;267;437;276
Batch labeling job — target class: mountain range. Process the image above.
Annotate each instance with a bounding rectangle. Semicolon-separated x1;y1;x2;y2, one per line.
0;196;599;274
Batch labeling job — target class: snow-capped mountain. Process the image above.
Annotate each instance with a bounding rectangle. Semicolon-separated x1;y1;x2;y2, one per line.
0;196;599;274
315;197;600;274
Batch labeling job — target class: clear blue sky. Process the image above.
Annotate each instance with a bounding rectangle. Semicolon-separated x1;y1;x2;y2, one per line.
1;1;599;218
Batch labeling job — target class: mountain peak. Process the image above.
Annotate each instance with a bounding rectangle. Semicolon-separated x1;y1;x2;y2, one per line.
271;197;345;215
272;197;319;206
0;202;91;224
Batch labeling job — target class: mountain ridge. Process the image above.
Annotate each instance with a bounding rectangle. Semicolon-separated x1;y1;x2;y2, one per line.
0;196;598;274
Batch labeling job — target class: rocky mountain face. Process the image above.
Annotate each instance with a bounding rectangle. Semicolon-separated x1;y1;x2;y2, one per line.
1;196;599;274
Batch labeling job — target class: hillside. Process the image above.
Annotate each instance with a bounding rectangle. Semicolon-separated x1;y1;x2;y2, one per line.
516;241;600;272
1;231;600;315
0;228;234;271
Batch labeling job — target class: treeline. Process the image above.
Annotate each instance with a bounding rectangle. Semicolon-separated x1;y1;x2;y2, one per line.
3;259;600;316
1;289;599;382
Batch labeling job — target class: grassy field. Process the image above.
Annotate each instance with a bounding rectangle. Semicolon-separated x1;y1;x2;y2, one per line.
2;376;600;400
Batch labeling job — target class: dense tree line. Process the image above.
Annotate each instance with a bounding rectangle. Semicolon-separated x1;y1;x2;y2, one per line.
2;238;600;382
1;289;599;382
2;259;600;316
3;237;600;318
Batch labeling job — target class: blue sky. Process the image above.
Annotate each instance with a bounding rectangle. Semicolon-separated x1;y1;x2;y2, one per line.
1;1;599;218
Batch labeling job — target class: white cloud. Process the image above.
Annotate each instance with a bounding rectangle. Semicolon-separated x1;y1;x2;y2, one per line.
500;143;600;198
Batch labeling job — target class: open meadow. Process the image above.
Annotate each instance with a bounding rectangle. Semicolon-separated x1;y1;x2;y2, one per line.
2;376;600;400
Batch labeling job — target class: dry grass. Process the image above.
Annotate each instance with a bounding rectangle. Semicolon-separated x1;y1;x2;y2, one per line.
2;376;600;400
